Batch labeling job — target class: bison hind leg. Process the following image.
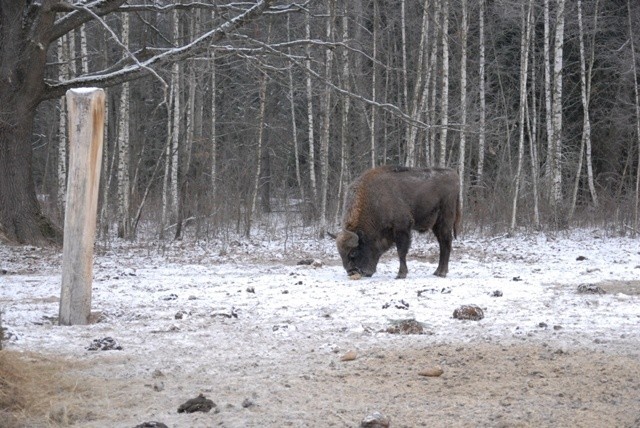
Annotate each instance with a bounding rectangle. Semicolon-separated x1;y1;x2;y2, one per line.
432;220;452;278
394;230;411;279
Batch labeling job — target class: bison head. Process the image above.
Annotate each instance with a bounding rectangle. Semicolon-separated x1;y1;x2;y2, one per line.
336;230;382;278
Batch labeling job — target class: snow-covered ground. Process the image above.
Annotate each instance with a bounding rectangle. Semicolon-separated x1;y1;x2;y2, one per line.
1;228;640;427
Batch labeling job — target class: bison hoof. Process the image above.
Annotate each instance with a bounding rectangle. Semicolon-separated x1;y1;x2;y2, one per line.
433;270;447;278
396;273;407;279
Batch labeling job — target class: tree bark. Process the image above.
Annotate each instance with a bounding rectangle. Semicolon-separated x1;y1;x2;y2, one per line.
319;0;335;238
511;0;533;231
116;12;130;239
0;4;60;244
458;0;468;214
477;0;486;187
551;0;566;208
305;12;318;203
438;0;450;167
629;0;640;236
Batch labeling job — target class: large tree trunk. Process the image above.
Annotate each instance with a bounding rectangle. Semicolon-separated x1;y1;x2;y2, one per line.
0;4;60;244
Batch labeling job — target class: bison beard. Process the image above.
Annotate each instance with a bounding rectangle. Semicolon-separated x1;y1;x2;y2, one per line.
336;166;461;279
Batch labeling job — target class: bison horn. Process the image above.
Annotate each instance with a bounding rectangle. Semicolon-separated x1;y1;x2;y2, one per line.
337;230;359;249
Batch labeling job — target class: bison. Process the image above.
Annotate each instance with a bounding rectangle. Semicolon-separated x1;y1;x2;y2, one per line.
335;165;461;279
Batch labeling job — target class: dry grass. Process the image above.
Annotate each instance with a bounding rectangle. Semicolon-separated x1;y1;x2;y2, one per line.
0;351;102;427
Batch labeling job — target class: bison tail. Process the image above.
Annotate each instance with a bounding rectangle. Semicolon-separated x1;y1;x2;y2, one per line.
453;195;462;239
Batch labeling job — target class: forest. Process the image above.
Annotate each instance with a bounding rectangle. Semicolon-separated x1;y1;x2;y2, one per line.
3;0;640;244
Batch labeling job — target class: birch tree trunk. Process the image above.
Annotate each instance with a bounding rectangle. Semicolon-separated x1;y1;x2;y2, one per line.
57;34;69;215
629;0;640;236
247;72;268;237
544;0;554;194
511;0;533;230
438;0;450;167
400;0;408;116
527;26;541;229
116;12;131;239
477;0;486;187
458;0;468;213
287;15;304;206
335;5;351;225
210;11;218;207
570;0;599;219
161;10;181;238
370;0;379;168
551;0;566;208
427;0;441;166
305;12;317;202
319;0;335;238
405;0;430;167
79;25;89;74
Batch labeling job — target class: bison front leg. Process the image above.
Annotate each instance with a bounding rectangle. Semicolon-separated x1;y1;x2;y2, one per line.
433;223;452;277
394;231;411;279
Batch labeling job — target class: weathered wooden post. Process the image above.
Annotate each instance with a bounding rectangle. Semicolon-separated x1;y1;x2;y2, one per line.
59;88;105;326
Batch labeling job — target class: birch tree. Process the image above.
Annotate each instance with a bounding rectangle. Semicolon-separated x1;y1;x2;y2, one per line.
405;0;431;167
477;0;486;187
570;0;599;220
305;12;318;202
116;12;131;239
629;0;640;236
438;0;450;167
370;0;379;167
458;0;468;213
161;9;181;238
248;71;269;237
511;0;533;230
543;0;554;195
210;11;218;205
57;34;69;215
550;0;566;208
319;0;335;238
335;4;352;224
427;0;441;166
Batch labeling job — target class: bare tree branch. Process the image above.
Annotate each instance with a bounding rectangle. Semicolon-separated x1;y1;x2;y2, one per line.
42;0;275;101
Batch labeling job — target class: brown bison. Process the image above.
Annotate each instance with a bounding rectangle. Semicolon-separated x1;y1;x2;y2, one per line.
336;166;461;279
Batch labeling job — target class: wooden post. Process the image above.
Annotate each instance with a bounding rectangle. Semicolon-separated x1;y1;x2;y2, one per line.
59;88;105;326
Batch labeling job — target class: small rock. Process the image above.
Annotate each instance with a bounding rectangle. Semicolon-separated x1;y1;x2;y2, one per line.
242;398;255;408
538;322;548;328
386;319;424;335
490;290;503;297
349;273;362;280
576;255;587;261
163;293;178;301
340;350;357;361
153;381;164;392
382;299;409;310
246;286;255;293
177;394;215;414
577;284;605;294
453;304;484;321
311;259;323;268
87;337;122;351
297;259;314;265
418;367;444;377
134;422;169;428
512;276;522;282
360;411;390;428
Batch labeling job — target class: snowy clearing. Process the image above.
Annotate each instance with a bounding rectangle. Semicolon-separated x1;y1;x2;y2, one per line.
1;229;640;427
